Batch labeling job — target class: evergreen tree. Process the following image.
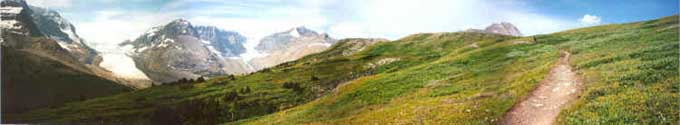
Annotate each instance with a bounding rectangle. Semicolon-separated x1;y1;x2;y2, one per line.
179;78;188;84
197;77;206;83
311;75;320;81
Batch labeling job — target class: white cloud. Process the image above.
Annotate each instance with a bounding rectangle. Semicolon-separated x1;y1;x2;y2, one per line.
579;14;602;25
75;10;178;52
26;0;73;9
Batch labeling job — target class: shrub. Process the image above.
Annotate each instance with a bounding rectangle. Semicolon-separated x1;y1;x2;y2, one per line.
196;77;206;83
311;75;320;81
224;91;240;102
282;82;304;93
227;75;236;80
239;86;251;94
178;78;188;83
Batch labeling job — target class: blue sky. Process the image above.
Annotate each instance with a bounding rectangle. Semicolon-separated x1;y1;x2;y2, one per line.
28;0;678;48
529;0;678;24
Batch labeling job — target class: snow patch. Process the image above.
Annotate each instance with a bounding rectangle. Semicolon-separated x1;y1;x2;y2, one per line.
60;25;83;44
145;27;159;35
200;39;211;44
135;46;148;52
146;32;155;38
306;43;332;47
100;53;150;79
320;43;332;47
0;20;21;29
0;6;22;29
239;37;268;61
227;56;242;60
289;29;301;37
120;44;134;50
164;39;174;43
55;41;72;51
206;45;221;55
157;39;174;48
0;7;22;14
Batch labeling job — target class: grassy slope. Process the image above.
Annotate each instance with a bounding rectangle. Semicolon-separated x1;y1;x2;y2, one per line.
554;15;679;124
8;15;677;124
240;32;558;124
240;15;678;124
1;46;131;118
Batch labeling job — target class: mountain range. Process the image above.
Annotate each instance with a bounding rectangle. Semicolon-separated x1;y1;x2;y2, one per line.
0;1;528;118
119;19;340;83
5;14;677;124
120;19;251;83
249;26;337;70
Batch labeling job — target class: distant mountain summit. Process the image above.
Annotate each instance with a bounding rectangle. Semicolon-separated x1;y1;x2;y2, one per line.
194;25;247;57
249;26;337;70
255;26;335;53
120;22;341;83
466;22;522;36
121;19;251;83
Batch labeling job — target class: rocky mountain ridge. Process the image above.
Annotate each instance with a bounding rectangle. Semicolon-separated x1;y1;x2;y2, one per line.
249;26;337;70
466;22;523;36
121;19;251;83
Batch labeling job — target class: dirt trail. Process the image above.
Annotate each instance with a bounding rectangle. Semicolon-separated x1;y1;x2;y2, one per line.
501;51;582;125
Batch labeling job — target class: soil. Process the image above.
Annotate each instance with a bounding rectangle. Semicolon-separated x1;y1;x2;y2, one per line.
501;51;582;125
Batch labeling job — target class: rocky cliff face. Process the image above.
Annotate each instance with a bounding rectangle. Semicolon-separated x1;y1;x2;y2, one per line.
122;19;251;83
466;22;522;36
194;26;247;57
249;26;337;70
29;6;102;65
1;0;103;65
1;0;131;115
1;0;42;40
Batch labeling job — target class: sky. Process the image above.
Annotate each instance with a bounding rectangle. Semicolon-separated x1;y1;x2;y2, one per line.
27;0;678;50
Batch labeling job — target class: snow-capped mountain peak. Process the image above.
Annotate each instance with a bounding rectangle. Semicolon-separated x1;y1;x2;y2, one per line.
121;19;250;82
158;18;197;36
249;26;337;70
289;28;302;37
